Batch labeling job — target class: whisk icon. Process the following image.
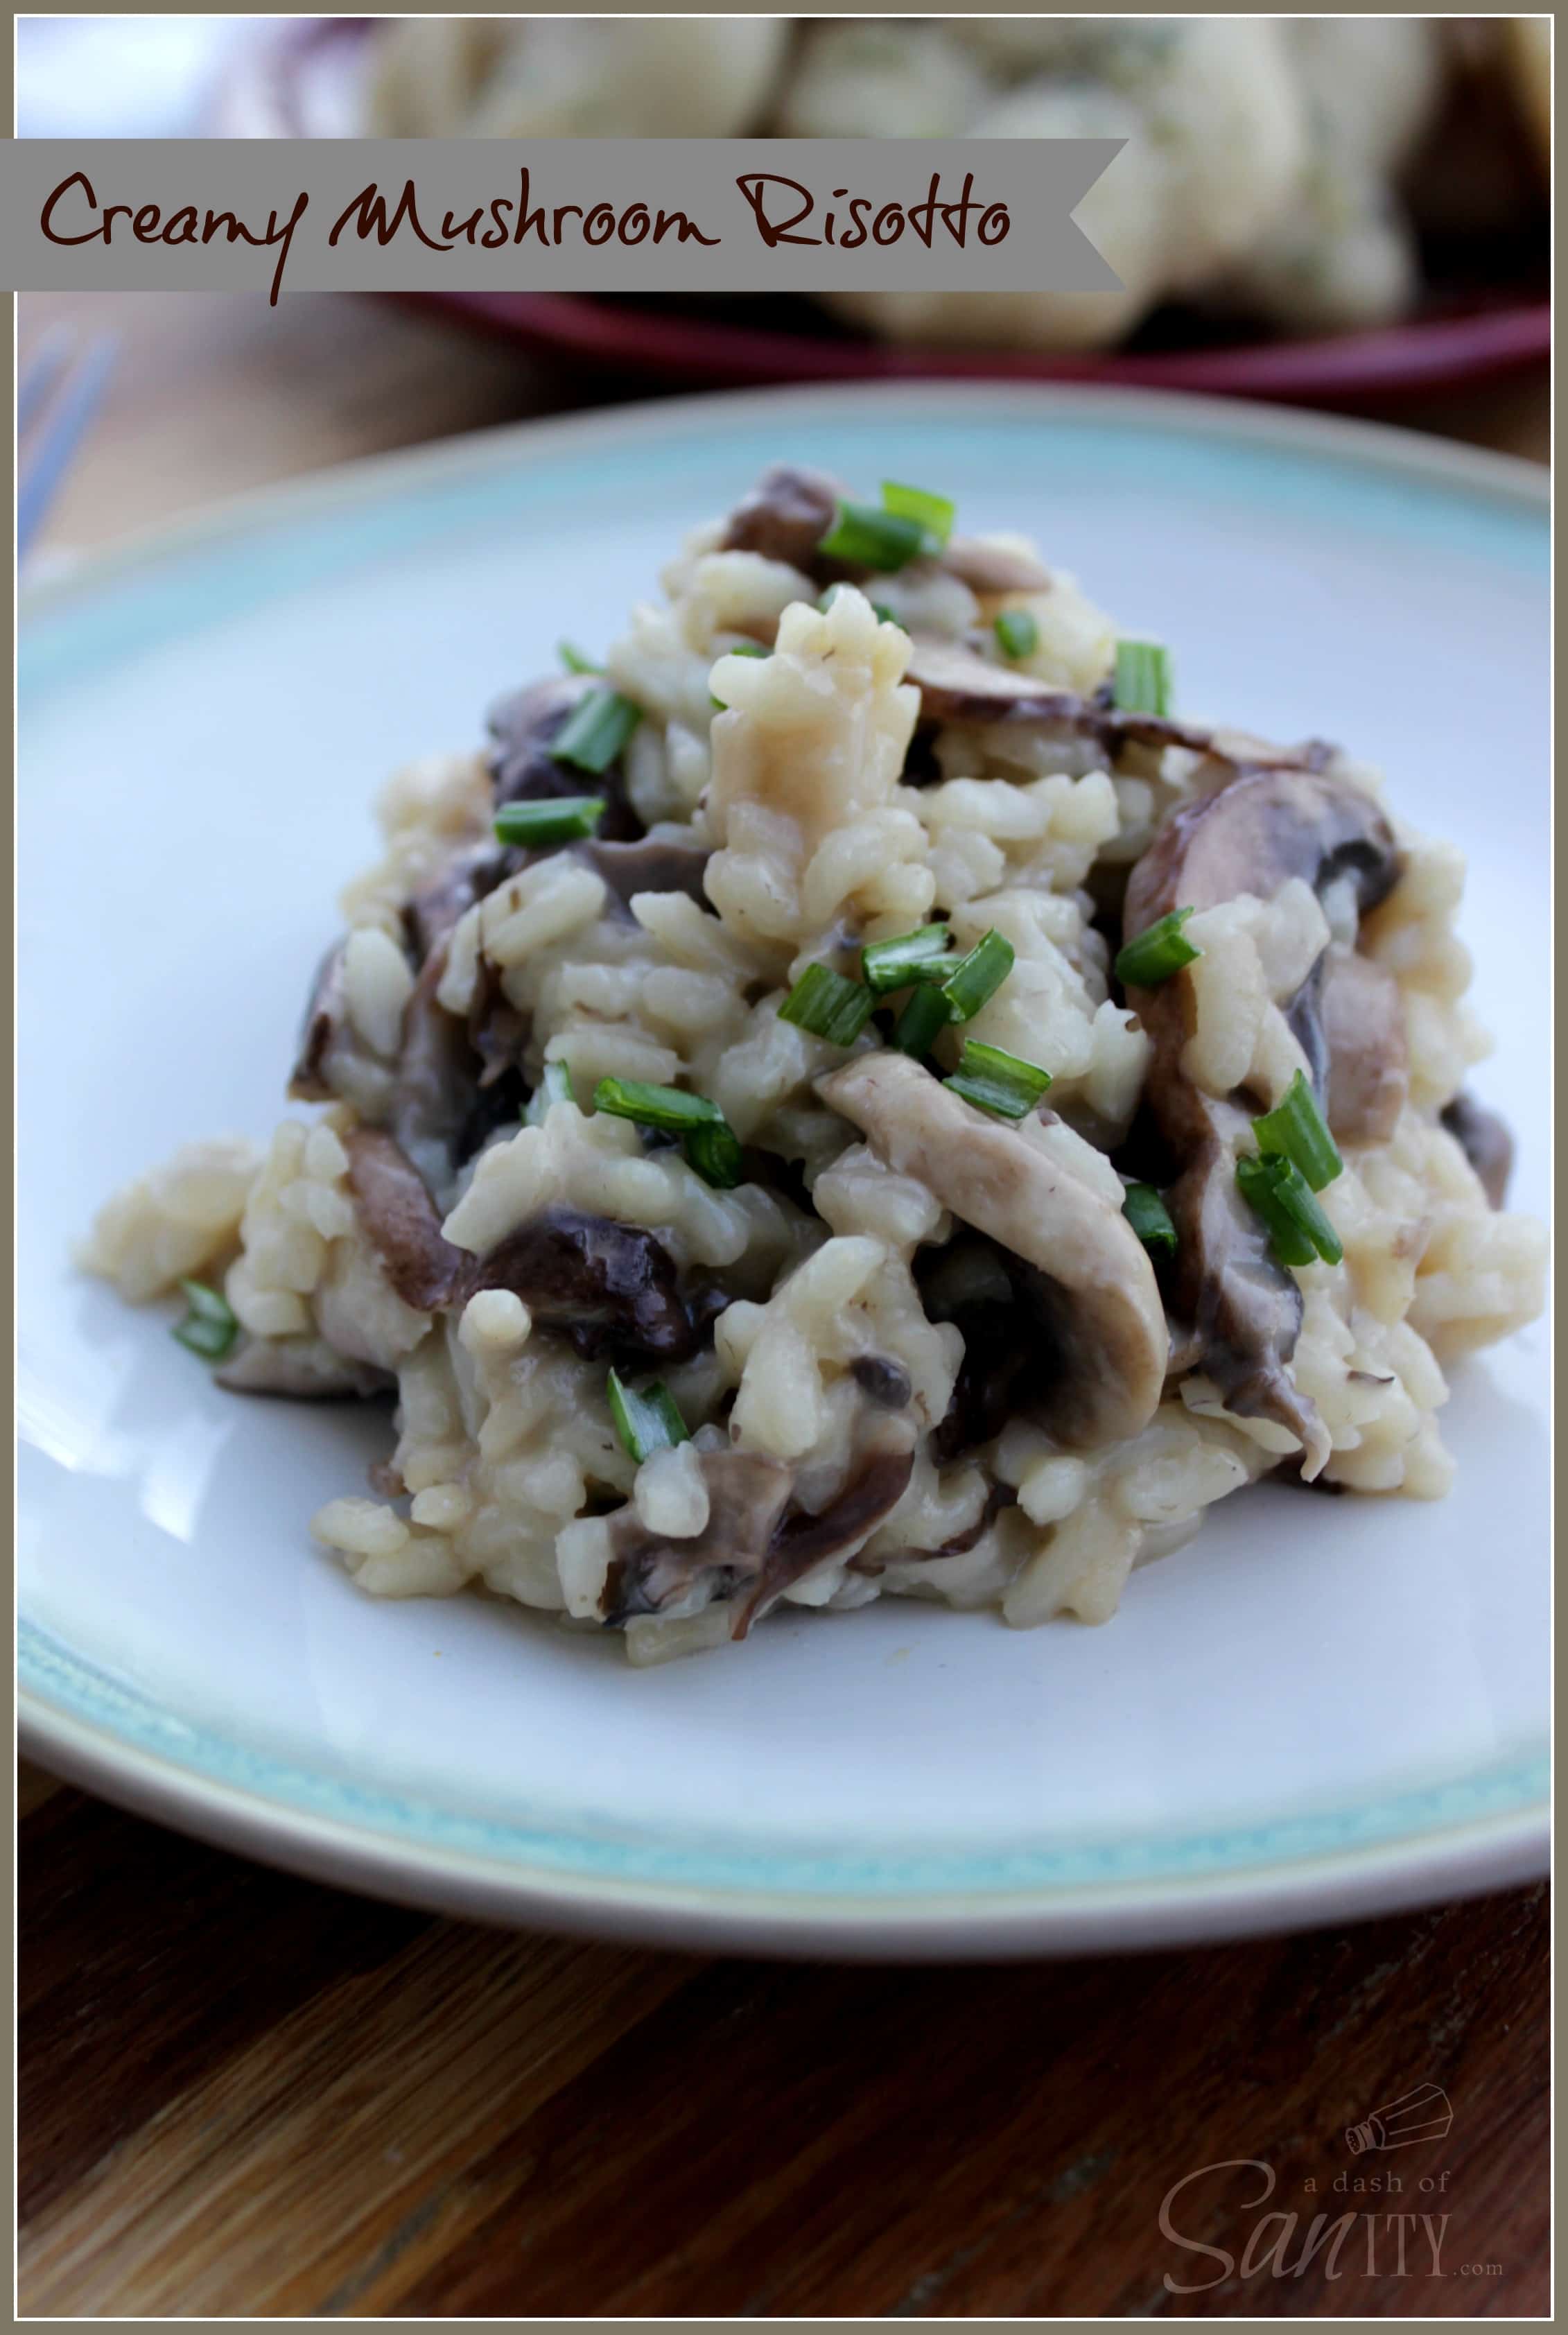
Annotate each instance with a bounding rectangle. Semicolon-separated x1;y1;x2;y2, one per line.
1345;2083;1454;2153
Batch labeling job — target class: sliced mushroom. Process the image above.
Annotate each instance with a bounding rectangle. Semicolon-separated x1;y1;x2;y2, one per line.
818;1053;1167;1450
720;461;841;575
216;1335;394;1401
848;1354;913;1409
902;634;1334;774
1441;1091;1514;1209
1320;947;1408;1146
404;838;505;964
345;1128;466;1311
1122;767;1403;1474
733;1418;916;1635
601;1448;792;1626
582;831;712;913
390;940;493;1184
939;537;1053;596
289;940;390;1116
487;672;641;842
473;1206;700;1362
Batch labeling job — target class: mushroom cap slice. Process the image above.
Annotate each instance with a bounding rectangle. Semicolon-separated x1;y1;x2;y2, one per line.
817;1052;1168;1450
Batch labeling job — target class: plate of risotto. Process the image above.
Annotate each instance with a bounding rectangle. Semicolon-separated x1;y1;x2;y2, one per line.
20;385;1548;1955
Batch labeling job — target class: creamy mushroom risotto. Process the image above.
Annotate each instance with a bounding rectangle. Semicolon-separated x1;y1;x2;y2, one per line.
83;466;1547;1663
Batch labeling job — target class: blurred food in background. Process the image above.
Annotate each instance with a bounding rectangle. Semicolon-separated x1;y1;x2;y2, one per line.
364;15;1549;353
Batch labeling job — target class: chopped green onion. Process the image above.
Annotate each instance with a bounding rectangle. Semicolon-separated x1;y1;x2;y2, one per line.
682;1119;744;1190
871;604;908;632
173;1278;238;1362
592;1077;743;1189
861;923;953;993
494;795;607;849
941;928;1015;1023
1115;906;1201;989
880;479;955;549
711;641;769;710
607;1368;690;1465
593;1078;724;1135
1253;1069;1342;1193
551;688;642;775
891;982;954;1057
1113;639;1173;718
943;1041;1053;1120
524;1059;575;1126
1122;1182;1176;1259
994;609;1039;661
1237;1153;1343;1269
778;963;876;1046
817;499;927;573
558;641;598;675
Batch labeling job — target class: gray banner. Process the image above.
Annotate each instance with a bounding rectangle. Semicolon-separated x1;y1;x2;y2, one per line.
5;139;1124;302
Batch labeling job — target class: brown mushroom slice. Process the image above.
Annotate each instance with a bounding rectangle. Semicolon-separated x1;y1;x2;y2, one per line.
487;672;641;842
902;633;1333;773
719;461;842;575
733;1420;916;1636
1122;768;1403;1476
345;1129;466;1311
288;940;392;1115
582;832;713;914
818;1053;1167;1450
473;1206;700;1363
1320;948;1408;1145
1441;1092;1515;1209
216;1336;394;1401
601;1449;793;1626
939;537;1053;596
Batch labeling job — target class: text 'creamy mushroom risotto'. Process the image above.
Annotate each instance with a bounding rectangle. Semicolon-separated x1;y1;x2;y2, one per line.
84;467;1547;1663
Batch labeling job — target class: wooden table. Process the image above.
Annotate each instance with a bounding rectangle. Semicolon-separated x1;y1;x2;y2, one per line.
18;292;1551;2318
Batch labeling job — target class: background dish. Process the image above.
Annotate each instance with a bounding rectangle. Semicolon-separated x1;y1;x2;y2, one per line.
220;17;1551;407
18;385;1549;1956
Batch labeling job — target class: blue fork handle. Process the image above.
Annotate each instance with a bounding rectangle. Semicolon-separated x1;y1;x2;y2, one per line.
17;334;119;562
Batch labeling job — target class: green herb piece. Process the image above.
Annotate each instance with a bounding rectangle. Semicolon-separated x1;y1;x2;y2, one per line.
494;795;607;849
861;923;953;993
880;479;955;549
558;641;598;675
607;1368;690;1464
778;963;876;1047
1236;1152;1343;1269
994;609;1039;661
941;928;1015;1023
817;499;927;573
1122;1182;1177;1258
592;1077;743;1189
1113;639;1173;718
1253;1069;1342;1193
550;688;642;774
891;982;954;1057
1115;906;1201;989
871;605;907;632
172;1278;238;1362
524;1059;575;1126
943;1041;1053;1120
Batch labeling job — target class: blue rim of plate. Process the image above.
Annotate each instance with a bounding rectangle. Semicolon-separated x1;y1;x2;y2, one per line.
18;384;1550;1951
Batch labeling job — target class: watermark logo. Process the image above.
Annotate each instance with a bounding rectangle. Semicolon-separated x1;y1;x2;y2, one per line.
1345;2082;1454;2154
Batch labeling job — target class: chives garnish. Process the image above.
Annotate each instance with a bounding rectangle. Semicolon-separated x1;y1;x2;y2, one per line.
1236;1153;1343;1269
880;479;955;549
943;1041;1053;1120
607;1367;690;1465
1113;639;1173;718
711;640;769;711
558;641;598;675
861;923;953;993
682;1119;744;1190
1115;906;1201;989
941;929;1015;1023
592;1077;744;1190
173;1278;238;1362
892;982;953;1057
994;609;1039;661
551;688;642;775
778;963;876;1046
494;795;607;849
524;1059;575;1126
1253;1069;1342;1193
817;500;927;573
1122;1182;1176;1258
871;605;907;632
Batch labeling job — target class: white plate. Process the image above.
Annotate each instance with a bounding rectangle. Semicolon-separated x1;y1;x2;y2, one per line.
18;384;1550;1958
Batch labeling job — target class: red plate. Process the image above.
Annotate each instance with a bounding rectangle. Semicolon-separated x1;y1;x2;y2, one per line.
227;18;1550;409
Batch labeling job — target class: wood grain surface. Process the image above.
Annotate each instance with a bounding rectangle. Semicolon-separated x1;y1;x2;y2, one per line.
17;292;1551;2319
